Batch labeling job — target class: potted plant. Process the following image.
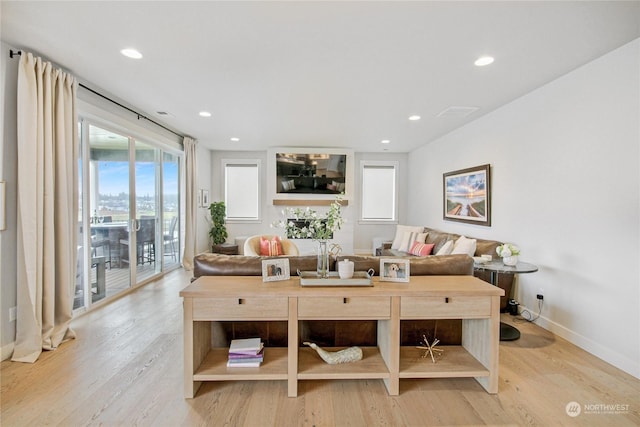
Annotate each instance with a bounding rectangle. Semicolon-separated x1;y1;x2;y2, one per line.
209;201;228;250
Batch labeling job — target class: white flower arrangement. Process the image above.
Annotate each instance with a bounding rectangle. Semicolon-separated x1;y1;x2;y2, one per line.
496;243;520;258
272;196;344;241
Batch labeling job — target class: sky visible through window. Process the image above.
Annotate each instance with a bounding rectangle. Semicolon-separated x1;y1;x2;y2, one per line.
98;161;178;196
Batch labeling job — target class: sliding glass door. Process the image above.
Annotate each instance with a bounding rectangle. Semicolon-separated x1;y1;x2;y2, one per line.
75;120;181;311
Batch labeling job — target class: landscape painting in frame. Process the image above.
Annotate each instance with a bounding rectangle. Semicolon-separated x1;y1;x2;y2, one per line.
443;164;491;226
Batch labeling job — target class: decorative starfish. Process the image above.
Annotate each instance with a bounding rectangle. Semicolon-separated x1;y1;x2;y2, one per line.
416;334;443;363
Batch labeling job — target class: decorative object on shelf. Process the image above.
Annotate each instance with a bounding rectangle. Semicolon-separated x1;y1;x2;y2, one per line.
496;243;520;266
380;258;410;282
208;201;228;250
303;342;363;364
443;164;491;226
272;196;344;278
416;334;443;363
261;258;291;282
338;258;354;279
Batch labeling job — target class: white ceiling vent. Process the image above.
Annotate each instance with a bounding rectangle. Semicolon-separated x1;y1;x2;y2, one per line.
437;106;480;118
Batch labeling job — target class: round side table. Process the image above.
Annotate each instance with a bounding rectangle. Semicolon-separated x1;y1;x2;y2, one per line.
474;260;538;341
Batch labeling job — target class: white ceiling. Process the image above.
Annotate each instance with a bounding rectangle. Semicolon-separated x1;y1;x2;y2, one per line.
2;1;639;152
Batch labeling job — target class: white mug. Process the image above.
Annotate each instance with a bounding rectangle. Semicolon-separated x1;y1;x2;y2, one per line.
338;259;354;279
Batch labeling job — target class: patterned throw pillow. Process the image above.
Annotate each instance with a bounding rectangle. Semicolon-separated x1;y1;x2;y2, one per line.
409;241;435;256
391;225;424;250
282;179;296;191
399;231;428;252
260;236;283;256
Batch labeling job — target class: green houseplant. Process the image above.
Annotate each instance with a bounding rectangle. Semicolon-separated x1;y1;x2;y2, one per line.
208;201;228;248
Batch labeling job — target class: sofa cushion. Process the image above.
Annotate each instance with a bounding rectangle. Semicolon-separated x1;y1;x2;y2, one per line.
409;241;434;256
435;240;454;256
193;253;321;277
451;235;477;256
260;235;283;256
391;225;424;250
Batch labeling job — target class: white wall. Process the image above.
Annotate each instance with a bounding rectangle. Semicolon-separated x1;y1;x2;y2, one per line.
407;39;640;378
206;150;408;255
195;143;212;254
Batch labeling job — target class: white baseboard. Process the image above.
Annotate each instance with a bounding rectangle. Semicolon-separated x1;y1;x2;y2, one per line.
1;341;14;361
519;304;640;379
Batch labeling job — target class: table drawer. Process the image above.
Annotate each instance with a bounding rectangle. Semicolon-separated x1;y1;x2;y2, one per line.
298;296;391;319
401;296;491;318
192;297;288;320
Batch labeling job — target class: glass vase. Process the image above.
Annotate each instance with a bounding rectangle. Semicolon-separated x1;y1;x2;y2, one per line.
502;255;518;266
317;240;329;278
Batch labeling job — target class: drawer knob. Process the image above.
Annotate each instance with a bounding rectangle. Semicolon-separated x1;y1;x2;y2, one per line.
445;297;449;303
343;297;349;304
238;298;245;305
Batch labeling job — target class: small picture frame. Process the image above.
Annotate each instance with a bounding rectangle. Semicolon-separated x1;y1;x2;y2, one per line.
380;259;410;282
262;258;291;282
199;189;210;208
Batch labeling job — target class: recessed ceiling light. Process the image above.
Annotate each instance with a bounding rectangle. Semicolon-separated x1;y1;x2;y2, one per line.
120;48;142;59
408;115;421;121
381;139;391;144
199;111;211;117
230;137;240;142
474;56;494;67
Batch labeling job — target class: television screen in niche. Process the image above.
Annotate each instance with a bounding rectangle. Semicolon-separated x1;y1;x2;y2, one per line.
276;153;346;194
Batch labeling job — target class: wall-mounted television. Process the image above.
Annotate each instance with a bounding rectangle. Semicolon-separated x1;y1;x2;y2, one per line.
268;147;354;204
276;153;346;194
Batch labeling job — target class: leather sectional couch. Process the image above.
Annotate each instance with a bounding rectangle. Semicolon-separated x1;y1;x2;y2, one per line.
377;226;514;312
192;253;476;348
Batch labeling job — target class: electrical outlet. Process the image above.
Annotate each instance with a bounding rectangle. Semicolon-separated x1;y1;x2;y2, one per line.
536;294;544;300
9;306;17;322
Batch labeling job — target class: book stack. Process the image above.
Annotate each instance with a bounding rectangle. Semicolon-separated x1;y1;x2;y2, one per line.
227;337;264;367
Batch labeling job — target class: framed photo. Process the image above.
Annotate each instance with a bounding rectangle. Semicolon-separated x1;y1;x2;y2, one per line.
380;259;410;282
262;258;291;282
443;164;491;226
199;189;210;208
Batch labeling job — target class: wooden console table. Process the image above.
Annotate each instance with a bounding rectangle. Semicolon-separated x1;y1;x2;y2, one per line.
180;275;504;398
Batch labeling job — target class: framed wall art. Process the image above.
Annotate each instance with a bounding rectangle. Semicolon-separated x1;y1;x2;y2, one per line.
380;259;410;282
443;164;491;226
261;258;291;282
199;189;210;208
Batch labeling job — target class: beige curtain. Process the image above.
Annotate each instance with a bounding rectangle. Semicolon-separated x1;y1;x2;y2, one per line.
12;52;78;363
181;137;197;270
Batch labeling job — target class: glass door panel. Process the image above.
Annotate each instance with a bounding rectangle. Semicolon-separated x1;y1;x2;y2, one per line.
135;141;161;283
75;122;86;310
162;152;180;269
88;124;131;302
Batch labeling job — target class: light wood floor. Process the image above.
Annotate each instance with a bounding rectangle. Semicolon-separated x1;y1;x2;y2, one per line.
2;268;638;426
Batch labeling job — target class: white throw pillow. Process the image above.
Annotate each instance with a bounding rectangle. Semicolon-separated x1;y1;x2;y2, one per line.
398;231;428;253
435;240;454;256
391;225;424;250
451;235;477;256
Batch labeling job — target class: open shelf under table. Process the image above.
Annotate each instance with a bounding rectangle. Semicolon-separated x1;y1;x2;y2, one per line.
297;346;390;380
194;347;289;381
399;346;489;378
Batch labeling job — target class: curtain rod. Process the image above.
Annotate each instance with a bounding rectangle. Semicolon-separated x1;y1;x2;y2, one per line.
9;49;188;141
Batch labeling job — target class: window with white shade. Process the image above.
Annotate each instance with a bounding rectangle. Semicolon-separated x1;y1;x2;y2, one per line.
224;160;261;221
360;161;397;222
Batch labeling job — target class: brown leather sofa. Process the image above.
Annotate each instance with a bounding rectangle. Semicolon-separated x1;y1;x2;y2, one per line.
192;253;474;347
378;226;514;311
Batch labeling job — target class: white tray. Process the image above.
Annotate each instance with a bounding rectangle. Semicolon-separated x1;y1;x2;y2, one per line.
298;271;373;287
